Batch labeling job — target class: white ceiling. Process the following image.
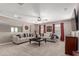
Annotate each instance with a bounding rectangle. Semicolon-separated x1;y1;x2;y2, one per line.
0;3;77;24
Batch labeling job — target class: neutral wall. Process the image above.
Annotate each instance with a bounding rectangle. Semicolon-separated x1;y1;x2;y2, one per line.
64;20;72;36
34;24;39;34
0;32;13;44
0;16;23;26
0;16;35;44
0;22;23;32
71;18;76;31
0;20;73;44
0;32;26;44
0;15;74;44
40;20;72;36
0;24;34;44
0;23;11;32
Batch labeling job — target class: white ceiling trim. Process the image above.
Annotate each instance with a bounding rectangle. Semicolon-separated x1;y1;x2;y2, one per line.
0;3;78;24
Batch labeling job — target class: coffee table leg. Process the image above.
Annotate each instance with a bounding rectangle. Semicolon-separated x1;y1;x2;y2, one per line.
39;41;40;46
29;39;31;44
45;39;46;43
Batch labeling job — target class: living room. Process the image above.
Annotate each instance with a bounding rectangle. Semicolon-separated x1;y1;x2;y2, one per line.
0;1;79;57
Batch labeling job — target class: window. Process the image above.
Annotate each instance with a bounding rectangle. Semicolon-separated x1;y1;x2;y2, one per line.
11;27;18;32
11;27;15;32
15;27;18;32
55;24;61;38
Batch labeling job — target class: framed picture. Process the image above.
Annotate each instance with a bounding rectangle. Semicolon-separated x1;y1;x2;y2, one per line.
47;26;52;32
25;26;28;30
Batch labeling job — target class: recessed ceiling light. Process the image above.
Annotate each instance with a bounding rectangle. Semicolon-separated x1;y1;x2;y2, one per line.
64;8;68;11
45;19;48;21
17;17;22;19
14;14;18;18
14;14;21;19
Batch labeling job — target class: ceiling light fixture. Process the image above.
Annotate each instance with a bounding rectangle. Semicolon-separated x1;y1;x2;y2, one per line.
18;3;24;6
37;17;41;21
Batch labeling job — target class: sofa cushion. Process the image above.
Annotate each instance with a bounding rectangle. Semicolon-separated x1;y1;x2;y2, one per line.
16;34;21;38
23;33;26;37
29;34;31;37
26;33;28;37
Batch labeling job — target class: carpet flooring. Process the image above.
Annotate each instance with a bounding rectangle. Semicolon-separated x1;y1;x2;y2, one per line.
0;41;66;56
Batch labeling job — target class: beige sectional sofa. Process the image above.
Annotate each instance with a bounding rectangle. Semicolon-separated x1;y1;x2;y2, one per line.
12;33;34;44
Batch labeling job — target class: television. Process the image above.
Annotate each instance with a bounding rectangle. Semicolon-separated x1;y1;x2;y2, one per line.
74;8;78;30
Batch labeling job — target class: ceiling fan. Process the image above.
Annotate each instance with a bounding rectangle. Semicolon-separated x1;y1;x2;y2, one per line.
37;17;41;21
18;3;24;6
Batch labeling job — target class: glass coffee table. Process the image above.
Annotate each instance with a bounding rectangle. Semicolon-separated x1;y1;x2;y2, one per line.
29;37;46;46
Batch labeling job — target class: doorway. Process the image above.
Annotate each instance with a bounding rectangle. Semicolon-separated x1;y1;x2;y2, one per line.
55;24;61;41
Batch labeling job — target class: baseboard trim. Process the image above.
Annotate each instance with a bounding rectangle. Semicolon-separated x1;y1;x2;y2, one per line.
0;42;12;46
12;41;29;45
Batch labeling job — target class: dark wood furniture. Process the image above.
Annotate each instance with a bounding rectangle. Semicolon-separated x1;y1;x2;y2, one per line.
29;37;46;46
73;51;79;56
65;36;78;55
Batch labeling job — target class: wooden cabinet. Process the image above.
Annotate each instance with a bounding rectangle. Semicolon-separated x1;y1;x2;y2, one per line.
65;36;78;55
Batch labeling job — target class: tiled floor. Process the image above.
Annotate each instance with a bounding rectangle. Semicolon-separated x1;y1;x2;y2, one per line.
0;41;66;56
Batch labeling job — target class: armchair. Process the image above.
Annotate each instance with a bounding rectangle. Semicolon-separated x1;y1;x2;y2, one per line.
44;33;59;43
